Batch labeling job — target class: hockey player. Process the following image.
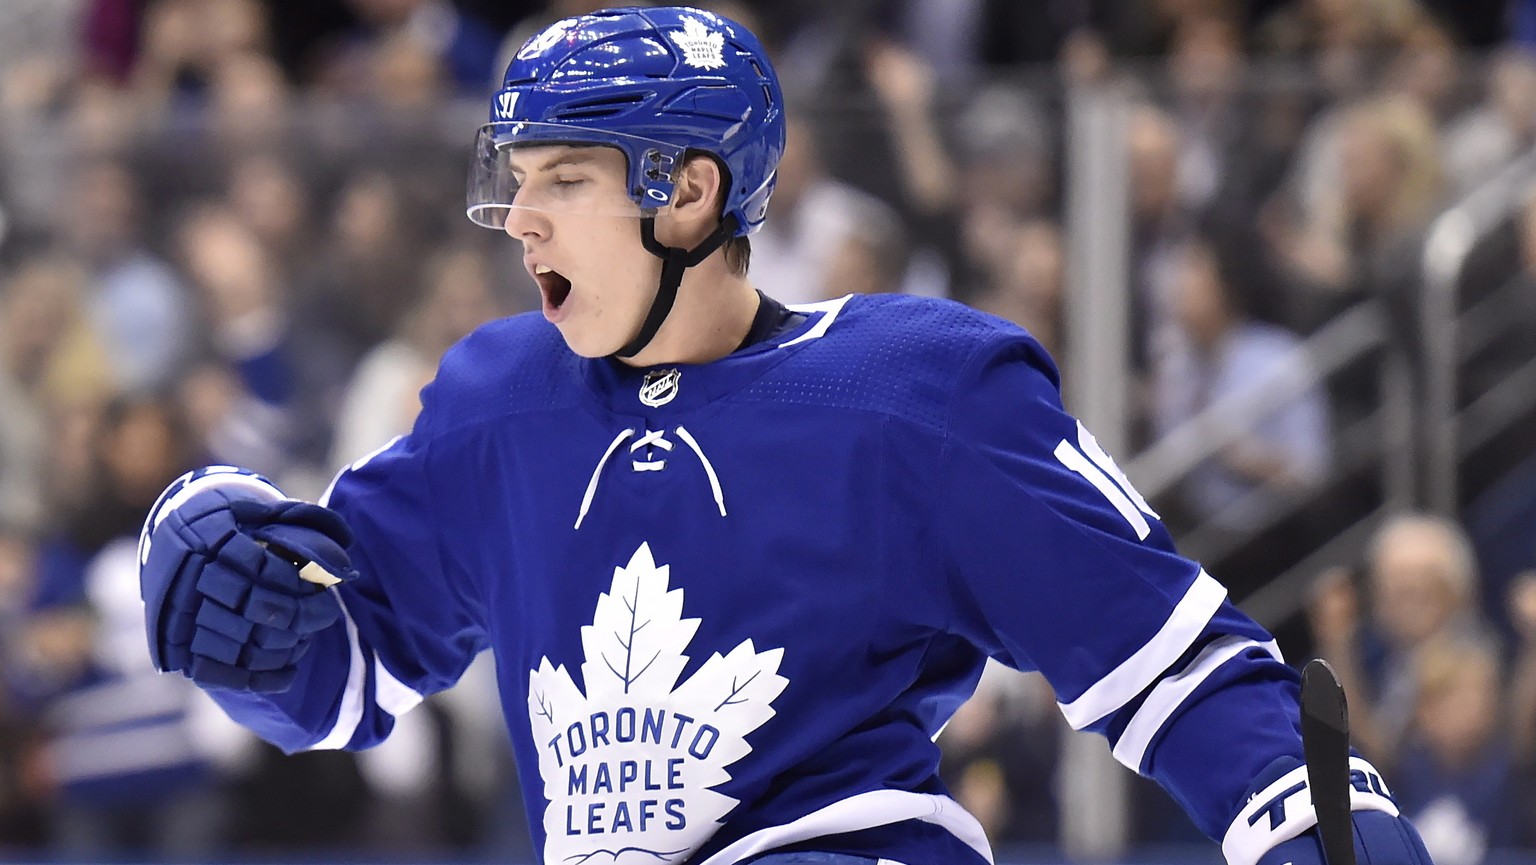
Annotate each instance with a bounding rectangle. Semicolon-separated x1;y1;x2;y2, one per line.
137;7;1433;865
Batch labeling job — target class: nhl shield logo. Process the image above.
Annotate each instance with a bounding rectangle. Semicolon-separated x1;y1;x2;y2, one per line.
639;368;681;407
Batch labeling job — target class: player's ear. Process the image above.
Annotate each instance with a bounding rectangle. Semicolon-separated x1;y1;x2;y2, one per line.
668;155;725;221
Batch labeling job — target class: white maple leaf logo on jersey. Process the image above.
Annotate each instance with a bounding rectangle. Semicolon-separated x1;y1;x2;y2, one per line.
668;17;727;70
528;544;788;865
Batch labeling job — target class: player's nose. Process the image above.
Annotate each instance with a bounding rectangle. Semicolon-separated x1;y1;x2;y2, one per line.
502;204;549;242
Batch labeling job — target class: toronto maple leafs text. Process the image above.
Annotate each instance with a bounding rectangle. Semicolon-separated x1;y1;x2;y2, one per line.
546;706;722;836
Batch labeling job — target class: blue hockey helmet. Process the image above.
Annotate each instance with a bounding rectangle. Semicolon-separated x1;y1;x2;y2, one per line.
467;6;786;237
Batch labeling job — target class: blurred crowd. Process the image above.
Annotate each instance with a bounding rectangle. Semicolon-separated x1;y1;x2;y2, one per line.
2;0;1536;862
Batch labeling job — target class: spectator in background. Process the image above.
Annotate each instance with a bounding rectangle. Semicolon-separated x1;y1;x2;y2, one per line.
1267;96;1442;334
862;37;977;298
225;155;316;268
1309;514;1495;766
0;524;48;847
1442;48;1536;198
821;201;910;298
1126;103;1195;379
35;395;238;860
174;203;336;488
0;394;229;857
936;667;1060;846
43;398;190;603
1256;0;1422;100
330;243;509;467
1392;637;1524;865
971;219;1066;361
1151;234;1331;532
748;118;907;304
300;170;426;367
0;258;114;530
951;86;1057;306
955;85;1055;224
131;0;271;110
57;158;194;395
1162;12;1248;215
114;0;293;196
1504;571;1536;767
207;52;293;156
864;38;960;224
337;0;501;96
1382;18;1461;124
366;29;448;112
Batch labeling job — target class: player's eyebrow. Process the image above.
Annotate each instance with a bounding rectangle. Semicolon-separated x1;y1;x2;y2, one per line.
510;149;604;176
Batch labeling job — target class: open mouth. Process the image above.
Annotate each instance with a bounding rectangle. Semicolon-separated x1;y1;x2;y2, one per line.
534;264;573;310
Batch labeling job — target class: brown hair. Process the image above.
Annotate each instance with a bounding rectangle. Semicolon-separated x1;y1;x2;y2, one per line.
688;151;751;276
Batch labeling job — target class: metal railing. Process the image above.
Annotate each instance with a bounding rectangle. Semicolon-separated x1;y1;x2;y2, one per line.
1420;148;1536;515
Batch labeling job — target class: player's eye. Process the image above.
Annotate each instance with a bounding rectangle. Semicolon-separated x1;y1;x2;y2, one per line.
552;177;586;189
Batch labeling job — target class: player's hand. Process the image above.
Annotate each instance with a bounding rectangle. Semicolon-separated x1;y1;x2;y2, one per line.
1226;756;1432;865
139;468;357;693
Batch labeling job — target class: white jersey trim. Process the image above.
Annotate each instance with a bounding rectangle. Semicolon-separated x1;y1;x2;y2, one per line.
320;434;402;507
780;294;853;348
373;656;425;718
1057;569;1227;730
693;790;993;865
309;593;367;750
308;436;415;746
1111;635;1283;772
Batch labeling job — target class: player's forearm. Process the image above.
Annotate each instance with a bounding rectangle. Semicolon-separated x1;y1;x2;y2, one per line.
1132;651;1306;840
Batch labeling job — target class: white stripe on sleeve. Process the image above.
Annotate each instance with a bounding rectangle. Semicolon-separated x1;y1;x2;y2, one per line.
1057;569;1227;730
309;593;368;750
1111;635;1283;772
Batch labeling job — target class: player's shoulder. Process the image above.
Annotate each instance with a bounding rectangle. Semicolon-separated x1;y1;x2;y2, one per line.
741;294;1058;431
815;293;1035;354
416;312;583;436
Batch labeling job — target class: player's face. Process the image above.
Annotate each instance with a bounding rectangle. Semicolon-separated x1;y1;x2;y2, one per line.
502;145;660;357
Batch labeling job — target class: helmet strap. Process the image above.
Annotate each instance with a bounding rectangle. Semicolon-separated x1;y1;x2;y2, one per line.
612;214;740;360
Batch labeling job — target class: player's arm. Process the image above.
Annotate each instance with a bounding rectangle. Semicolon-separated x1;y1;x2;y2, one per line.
139;376;489;753
928;332;1429;865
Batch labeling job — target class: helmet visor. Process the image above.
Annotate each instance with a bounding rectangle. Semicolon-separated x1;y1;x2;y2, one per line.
466;121;686;229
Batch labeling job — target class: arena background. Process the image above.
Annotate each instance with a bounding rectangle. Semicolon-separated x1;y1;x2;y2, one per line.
0;0;1533;863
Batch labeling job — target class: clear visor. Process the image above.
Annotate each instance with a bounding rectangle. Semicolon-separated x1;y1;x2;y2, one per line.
466;121;684;229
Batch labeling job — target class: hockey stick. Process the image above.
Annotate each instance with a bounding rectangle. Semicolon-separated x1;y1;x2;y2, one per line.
1301;658;1355;865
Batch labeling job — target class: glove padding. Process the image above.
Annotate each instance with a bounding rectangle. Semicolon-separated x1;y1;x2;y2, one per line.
1258;811;1433;865
1229;755;1432;865
141;484;358;692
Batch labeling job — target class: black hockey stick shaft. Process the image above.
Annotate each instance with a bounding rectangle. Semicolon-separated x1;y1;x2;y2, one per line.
1301;659;1356;865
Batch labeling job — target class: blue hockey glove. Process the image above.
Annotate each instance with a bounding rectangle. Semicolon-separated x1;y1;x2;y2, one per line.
1224;756;1432;865
139;467;358;693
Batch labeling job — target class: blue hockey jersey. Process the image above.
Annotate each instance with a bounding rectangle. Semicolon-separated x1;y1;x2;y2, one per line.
207;294;1307;865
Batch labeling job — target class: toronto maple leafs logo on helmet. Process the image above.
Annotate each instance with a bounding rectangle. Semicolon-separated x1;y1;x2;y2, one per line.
668;17;726;70
527;544;788;864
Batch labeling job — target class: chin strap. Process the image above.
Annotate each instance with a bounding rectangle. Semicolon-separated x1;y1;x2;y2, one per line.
612;214;740;360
